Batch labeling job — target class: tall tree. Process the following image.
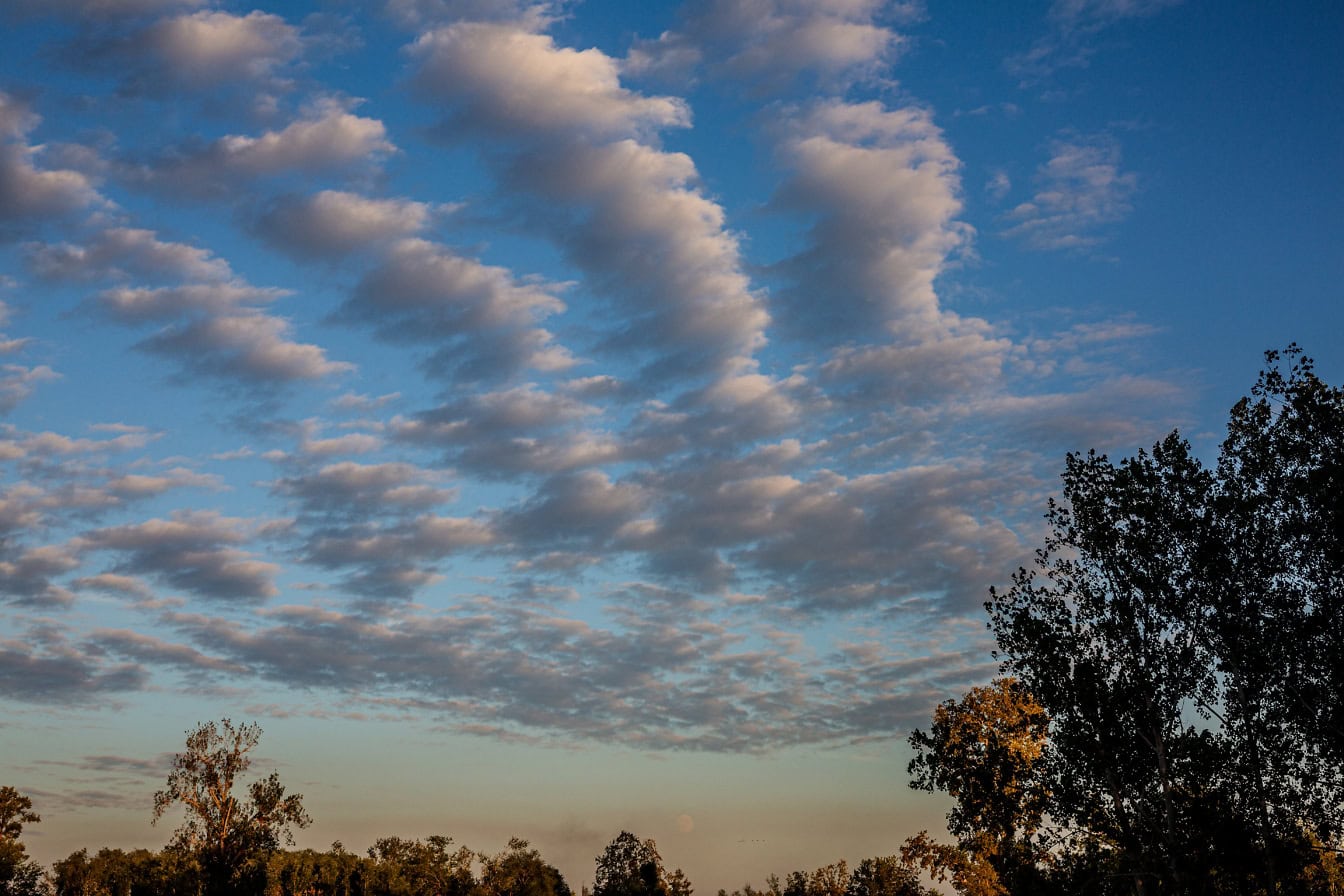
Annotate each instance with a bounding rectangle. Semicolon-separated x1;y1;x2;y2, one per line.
593;833;674;896
0;787;45;896
152;719;310;896
983;346;1344;894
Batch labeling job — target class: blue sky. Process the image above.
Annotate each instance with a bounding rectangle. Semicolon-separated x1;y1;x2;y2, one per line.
0;0;1340;888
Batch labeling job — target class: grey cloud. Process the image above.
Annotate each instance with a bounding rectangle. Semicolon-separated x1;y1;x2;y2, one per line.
301;513;496;599
90;627;248;674
629;458;1033;613
273;461;456;518
500;470;648;548
154;592;989;750
138;311;353;384
0;94;101;235
0;364;59;413
391;385;623;476
96;281;287;323
1002;134;1138;250
82;510;281;601
384;0;557;28
626;0;914;91
129;101;393;198
0;638;145;702
253;191;436;260
5;0;202;21
64;8;303;105
338;238;574;383
0;543;81;606
28;227;233;282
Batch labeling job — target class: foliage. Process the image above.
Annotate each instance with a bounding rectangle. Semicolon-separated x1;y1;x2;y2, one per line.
152;720;309;896
52;847;201;896
975;346;1344;894
0;787;47;896
592;833;671;896
904;678;1052;895
364;835;475;896
478;837;571;896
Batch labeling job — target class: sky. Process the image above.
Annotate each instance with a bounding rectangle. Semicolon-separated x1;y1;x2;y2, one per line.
0;0;1340;889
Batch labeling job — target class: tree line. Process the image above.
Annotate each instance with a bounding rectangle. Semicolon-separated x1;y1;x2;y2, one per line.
3;345;1341;896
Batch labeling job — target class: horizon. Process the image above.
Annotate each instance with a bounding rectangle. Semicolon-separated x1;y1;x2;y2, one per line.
1;0;1340;891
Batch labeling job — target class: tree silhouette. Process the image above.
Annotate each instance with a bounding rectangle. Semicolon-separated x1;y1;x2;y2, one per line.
981;346;1344;894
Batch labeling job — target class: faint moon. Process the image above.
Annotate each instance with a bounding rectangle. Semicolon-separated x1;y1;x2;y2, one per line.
676;813;694;833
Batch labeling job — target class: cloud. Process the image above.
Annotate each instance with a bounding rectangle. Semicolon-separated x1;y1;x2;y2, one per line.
138;10;302;86
28;226;233;282
81;510;281;602
0;364;59;413
5;0;203;20
137;593;995;750
90;628;247;674
409;21;768;383
1007;0;1183;83
0;543;82;606
129;101;394;198
300;513;497;599
338;238;574;383
253;191;437;259
391;384;623;477
137;311;353;384
626;0;914;91
64;9;303;106
410;22;689;140
763;98;1014;408
273;461;456;518
0;639;145;702
1002;134;1137;250
80;240;350;386
0;93;102;235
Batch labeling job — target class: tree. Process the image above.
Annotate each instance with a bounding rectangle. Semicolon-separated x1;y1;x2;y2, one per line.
478;838;571;896
903;679;1052;896
982;346;1344;894
0;790;38;843
153;719;310;896
366;835;475;896
593;833;673;896
844;858;929;896
0;787;46;896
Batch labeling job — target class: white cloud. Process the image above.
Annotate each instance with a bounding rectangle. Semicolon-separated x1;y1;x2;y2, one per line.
28;227;233;282
626;0;915;90
133;102;394;197
771;100;972;339
410;22;689;139
254;191;437;259
1002;134;1137;250
144;10;302;86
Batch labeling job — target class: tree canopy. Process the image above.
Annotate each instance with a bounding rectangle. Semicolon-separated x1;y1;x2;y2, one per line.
908;346;1344;895
152;719;310;896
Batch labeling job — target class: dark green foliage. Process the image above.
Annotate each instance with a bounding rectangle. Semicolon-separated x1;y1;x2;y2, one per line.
478;837;571;896
52;847;201;896
364;836;475;896
592;833;671;896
